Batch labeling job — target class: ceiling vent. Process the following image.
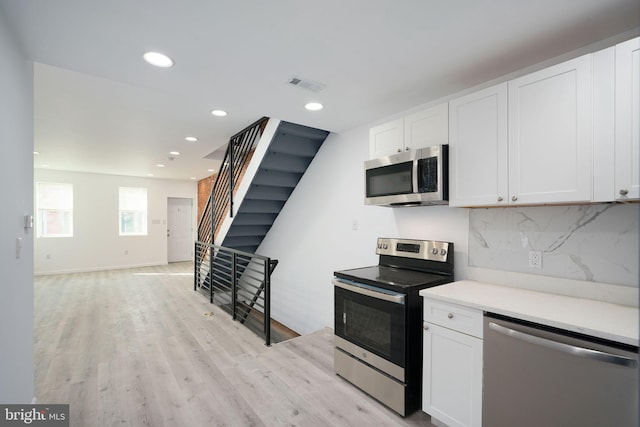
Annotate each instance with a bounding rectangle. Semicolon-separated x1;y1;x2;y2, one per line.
287;76;326;93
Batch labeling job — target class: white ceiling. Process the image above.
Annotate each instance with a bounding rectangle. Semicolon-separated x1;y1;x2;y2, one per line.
1;0;639;180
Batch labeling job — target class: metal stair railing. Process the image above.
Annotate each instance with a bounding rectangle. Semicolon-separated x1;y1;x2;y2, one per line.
194;240;278;346
197;116;269;247
194;117;269;339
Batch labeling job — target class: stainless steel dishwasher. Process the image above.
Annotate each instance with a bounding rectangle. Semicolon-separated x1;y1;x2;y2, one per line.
483;314;639;427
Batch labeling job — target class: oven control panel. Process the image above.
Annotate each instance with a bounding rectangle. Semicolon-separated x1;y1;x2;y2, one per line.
376;237;450;262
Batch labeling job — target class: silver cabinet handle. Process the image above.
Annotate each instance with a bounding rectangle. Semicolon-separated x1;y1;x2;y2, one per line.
497;196;503;202
511;196;518;202
423;324;429;331
397;148;402;153
405;147;410;151
619;189;629;196
489;322;638;368
447;313;454;319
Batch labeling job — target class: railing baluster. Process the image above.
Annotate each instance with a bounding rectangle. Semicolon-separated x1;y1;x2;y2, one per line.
209;246;214;303
231;252;237;320
264;258;271;347
194;241;198;291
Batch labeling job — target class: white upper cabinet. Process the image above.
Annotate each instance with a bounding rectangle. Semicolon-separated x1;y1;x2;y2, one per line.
614;37;640;201
369;118;404;159
404;103;449;150
508;54;593;205
449;83;508;207
450;55;594;207
369;103;448;159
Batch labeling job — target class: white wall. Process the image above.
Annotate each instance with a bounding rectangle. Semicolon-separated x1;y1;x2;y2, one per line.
34;169;197;274
260;118;638;336
0;12;34;403
258;31;640;334
258;124;470;335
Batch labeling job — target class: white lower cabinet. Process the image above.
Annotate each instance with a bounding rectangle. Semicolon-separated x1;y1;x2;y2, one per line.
423;299;483;427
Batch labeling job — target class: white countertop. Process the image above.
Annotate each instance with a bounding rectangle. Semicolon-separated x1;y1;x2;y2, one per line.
419;280;639;347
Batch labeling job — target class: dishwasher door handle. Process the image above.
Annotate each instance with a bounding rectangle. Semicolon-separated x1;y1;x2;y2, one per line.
488;322;638;368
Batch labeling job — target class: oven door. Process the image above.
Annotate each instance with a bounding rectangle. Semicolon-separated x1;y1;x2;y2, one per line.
333;279;406;368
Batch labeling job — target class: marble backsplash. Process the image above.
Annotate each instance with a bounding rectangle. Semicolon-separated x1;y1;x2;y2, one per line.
468;204;639;287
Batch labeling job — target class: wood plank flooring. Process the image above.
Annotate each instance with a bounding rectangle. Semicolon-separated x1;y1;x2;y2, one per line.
34;262;436;427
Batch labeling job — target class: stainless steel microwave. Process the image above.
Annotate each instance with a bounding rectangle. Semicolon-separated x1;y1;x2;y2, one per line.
364;145;448;206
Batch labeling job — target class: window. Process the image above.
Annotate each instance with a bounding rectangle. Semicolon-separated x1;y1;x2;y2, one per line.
36;182;73;237
119;187;147;236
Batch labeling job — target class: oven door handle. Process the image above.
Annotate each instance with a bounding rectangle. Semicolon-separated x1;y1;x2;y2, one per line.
332;279;405;304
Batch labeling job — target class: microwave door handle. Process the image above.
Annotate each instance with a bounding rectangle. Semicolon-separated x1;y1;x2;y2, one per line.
412;159;419;193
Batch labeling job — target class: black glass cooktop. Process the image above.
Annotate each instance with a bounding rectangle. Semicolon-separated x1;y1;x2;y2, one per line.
334;265;451;293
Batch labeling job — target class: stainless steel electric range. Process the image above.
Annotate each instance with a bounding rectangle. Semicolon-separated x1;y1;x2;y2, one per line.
333;237;454;417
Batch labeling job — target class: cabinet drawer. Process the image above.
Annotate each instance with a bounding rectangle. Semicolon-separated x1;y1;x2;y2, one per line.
424;299;483;338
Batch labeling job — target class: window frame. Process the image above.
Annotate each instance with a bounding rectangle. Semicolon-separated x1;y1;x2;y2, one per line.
119;187;148;236
36;182;74;238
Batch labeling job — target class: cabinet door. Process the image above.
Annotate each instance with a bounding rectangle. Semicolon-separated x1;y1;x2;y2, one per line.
423;323;482;427
404;103;448;150
449;84;508;207
508;54;592;204
369;118;404;158
615;37;640;200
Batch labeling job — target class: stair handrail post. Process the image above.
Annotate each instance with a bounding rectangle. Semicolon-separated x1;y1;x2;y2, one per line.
231;252;238;320
264;257;272;346
210;191;215;245
194;241;198;291
228;139;234;219
209;244;214;304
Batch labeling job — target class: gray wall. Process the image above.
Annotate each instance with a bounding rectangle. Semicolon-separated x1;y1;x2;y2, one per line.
0;11;34;402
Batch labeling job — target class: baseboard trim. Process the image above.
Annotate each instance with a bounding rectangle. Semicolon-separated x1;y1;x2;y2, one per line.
33;262;191;276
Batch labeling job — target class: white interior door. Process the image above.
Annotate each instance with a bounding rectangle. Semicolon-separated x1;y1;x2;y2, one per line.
167;197;193;262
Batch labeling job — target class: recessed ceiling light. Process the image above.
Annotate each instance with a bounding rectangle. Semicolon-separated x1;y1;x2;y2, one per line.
169;151;180;156
190;177;196;180
143;51;174;68
305;102;323;111
33;151;40;155
156;164;165;168
207;169;215;172
185;136;198;142
211;109;227;117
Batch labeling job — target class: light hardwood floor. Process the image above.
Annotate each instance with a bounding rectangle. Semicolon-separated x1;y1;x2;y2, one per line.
34;263;436;427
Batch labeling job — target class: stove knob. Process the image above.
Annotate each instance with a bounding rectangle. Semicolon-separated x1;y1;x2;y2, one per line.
432;248;438;255
440;249;447;256
384;244;388;249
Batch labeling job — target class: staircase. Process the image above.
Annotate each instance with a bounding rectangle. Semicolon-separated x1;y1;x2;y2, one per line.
220;120;329;252
195;117;329;345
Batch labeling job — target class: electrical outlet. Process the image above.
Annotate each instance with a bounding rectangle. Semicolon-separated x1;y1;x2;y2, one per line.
529;251;542;269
